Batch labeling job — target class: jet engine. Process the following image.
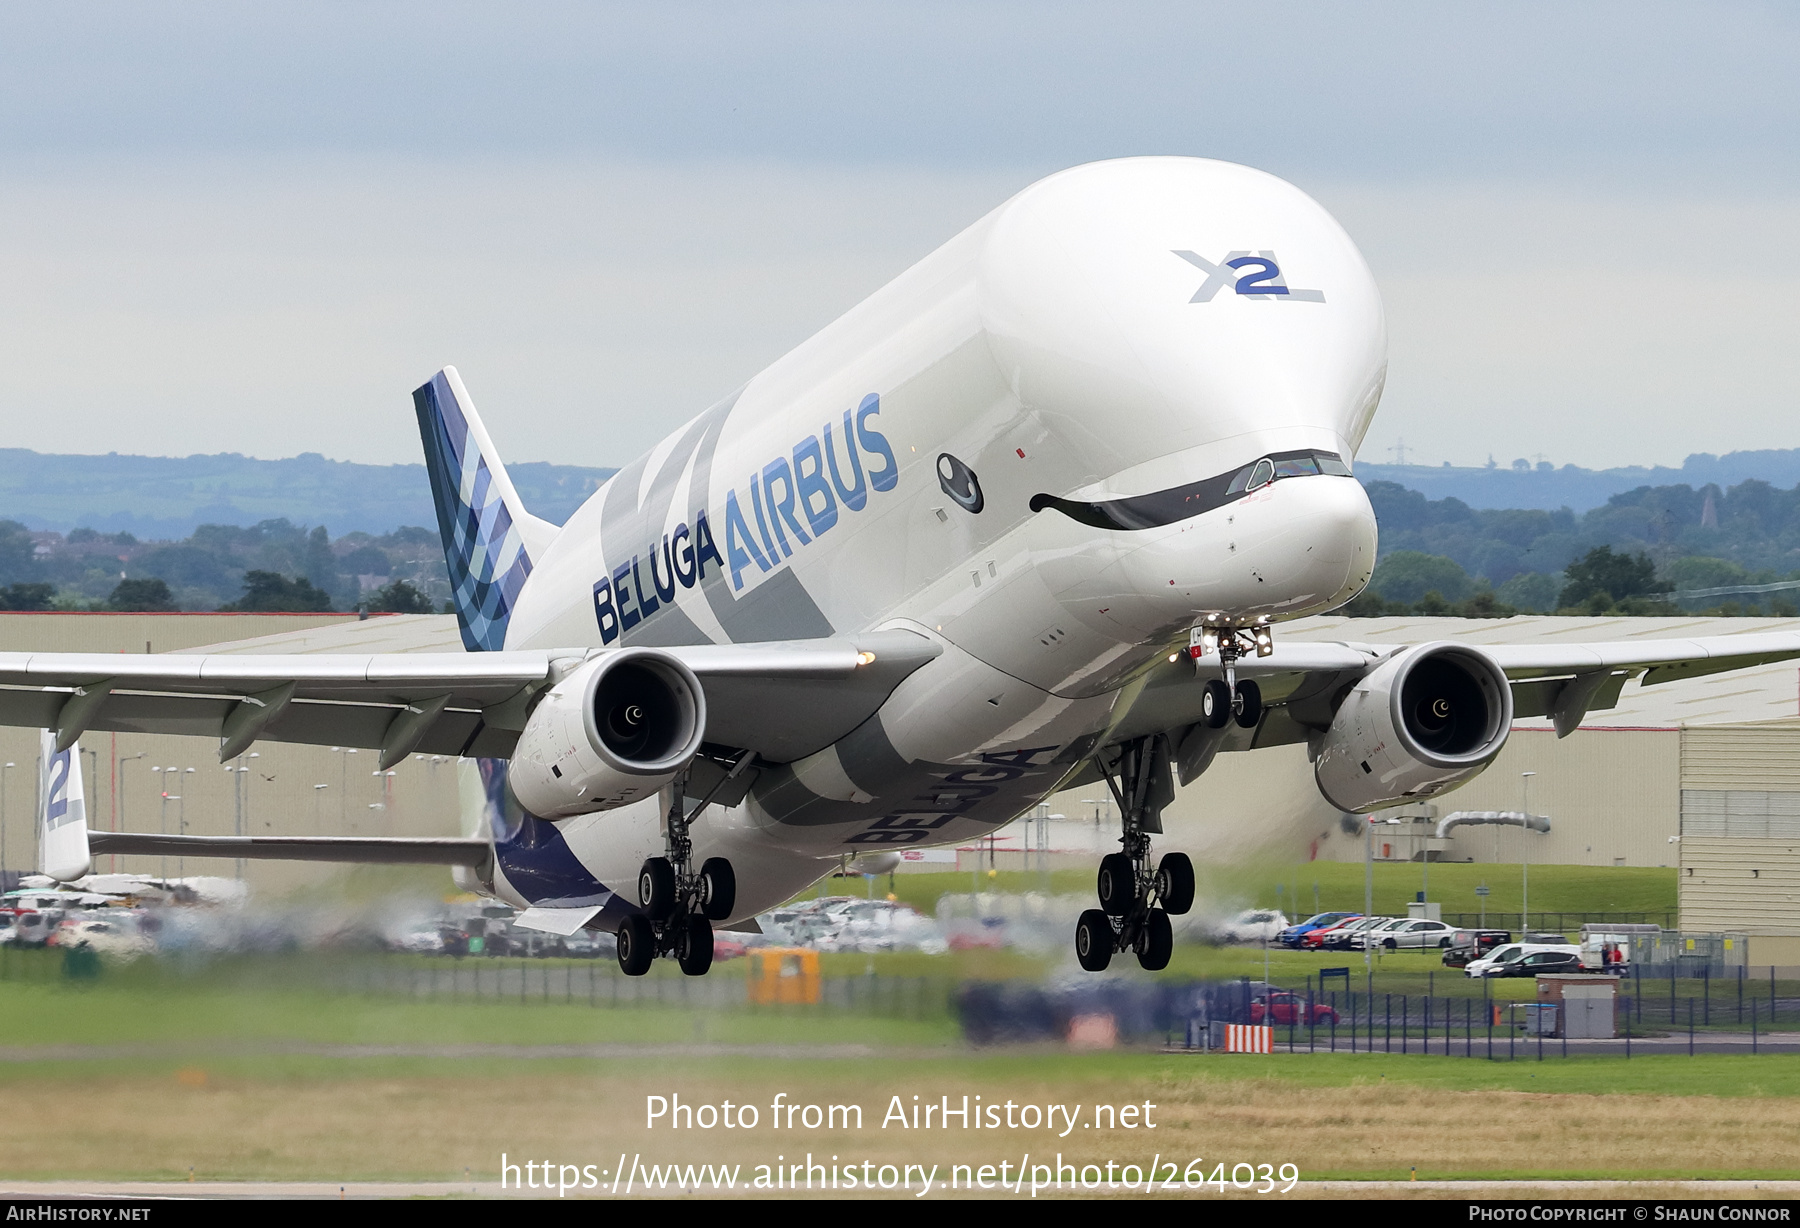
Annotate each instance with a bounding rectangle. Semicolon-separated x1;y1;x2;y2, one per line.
1313;642;1513;813
508;648;707;819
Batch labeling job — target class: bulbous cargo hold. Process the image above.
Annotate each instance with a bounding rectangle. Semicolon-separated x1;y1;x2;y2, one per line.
507;649;706;818
1313;643;1514;813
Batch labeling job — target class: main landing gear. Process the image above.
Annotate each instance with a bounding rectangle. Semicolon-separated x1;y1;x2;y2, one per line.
617;763;745;978
1075;734;1195;973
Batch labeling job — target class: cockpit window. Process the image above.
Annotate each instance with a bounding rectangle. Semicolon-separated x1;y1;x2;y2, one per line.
1033;449;1358;531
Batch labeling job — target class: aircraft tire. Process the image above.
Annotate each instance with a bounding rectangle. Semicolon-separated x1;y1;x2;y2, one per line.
1097;853;1135;917
699;858;736;921
1200;680;1232;728
1075;909;1113;972
1155;852;1195;915
1233;680;1262;729
1137;908;1173;972
617;914;655;977
639;857;677;921
677;914;714;977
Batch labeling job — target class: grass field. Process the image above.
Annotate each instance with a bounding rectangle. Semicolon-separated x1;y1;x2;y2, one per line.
4;1048;1800;1184
4;962;1800;1187
0;862;1770;1194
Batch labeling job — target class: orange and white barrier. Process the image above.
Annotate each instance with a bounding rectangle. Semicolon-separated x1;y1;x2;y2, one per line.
1222;1023;1273;1053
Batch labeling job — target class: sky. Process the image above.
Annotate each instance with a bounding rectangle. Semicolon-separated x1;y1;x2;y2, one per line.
0;2;1795;471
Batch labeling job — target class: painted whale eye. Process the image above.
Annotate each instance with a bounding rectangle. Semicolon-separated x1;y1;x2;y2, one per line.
936;453;984;514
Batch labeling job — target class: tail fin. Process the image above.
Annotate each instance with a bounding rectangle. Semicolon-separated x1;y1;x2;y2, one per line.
39;730;91;882
413;367;559;651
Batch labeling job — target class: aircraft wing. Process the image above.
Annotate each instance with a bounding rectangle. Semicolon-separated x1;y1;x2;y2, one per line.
1111;628;1800;762
88;831;491;866
0;629;940;766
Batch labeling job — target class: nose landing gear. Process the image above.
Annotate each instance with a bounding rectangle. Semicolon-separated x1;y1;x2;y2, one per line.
619;752;752;978
1074;734;1195;972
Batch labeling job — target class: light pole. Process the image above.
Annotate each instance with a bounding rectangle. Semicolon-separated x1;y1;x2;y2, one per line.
117;752;145;874
171;766;195;880
1;761;13;890
330;747;358;833
313;783;329;834
152;766;172;881
1363;813;1374;989
1521;771;1537;935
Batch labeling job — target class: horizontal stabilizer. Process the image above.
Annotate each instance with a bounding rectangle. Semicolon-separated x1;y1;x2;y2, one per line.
512;905;602;935
88;832;490;867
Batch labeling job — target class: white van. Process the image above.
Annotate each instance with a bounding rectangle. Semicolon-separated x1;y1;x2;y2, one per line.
1465;940;1581;978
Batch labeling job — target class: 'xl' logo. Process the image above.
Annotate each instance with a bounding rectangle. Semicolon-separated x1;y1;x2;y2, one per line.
1172;249;1325;304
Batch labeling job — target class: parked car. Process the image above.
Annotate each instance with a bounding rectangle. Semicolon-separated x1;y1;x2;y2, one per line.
1442;930;1511;968
1249;987;1341;1026
1495;950;1590;978
5;909;59;948
1465;941;1581;978
1214;909;1290;945
49;914;154;960
1375;918;1457;950
1308;915;1389;950
1276;912;1361;949
1348;917;1413;950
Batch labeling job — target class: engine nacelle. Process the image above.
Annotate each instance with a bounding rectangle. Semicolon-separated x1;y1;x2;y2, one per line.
508;648;707;819
1313;642;1513;813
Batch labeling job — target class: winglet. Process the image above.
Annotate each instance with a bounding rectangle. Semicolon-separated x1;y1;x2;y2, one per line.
39;729;91;882
413;367;559;652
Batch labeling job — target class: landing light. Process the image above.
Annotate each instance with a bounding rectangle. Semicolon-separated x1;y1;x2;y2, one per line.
856;651;877;666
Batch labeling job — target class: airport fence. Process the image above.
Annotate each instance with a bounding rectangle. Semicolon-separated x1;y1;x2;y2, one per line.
325;958;953;1021
0;944;955;1021
1438;911;1678;931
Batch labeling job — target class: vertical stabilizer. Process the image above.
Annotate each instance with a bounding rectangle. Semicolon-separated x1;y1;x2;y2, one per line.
413;367;559;651
39;730;91;882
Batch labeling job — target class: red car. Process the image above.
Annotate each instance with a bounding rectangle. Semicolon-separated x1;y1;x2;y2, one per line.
1249;989;1341;1026
1300;916;1364;949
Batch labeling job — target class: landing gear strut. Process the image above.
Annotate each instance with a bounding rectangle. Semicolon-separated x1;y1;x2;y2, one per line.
1192;621;1271;729
1075;734;1195;973
619;751;752;978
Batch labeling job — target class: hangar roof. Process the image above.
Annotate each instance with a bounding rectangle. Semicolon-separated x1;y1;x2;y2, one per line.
180;612;1800;731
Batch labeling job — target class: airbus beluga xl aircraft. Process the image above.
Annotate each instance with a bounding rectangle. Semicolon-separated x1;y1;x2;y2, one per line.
16;157;1800;974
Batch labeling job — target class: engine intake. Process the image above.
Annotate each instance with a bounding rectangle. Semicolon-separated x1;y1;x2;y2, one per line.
1313;642;1512;813
508;648;706;818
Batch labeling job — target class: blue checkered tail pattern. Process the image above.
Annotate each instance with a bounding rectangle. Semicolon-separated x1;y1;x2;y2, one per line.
412;367;556;652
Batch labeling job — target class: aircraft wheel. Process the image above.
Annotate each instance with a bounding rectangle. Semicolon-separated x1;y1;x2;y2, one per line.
1155;852;1195;915
1233;680;1262;729
1137;908;1173;972
1075;909;1113;972
676;914;714;977
1200;679;1232;728
638;857;677;921
699;858;736;921
617;914;655;977
1097;853;1135;917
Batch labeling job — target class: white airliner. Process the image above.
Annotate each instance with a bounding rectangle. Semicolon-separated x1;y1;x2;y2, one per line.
13;157;1800;974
